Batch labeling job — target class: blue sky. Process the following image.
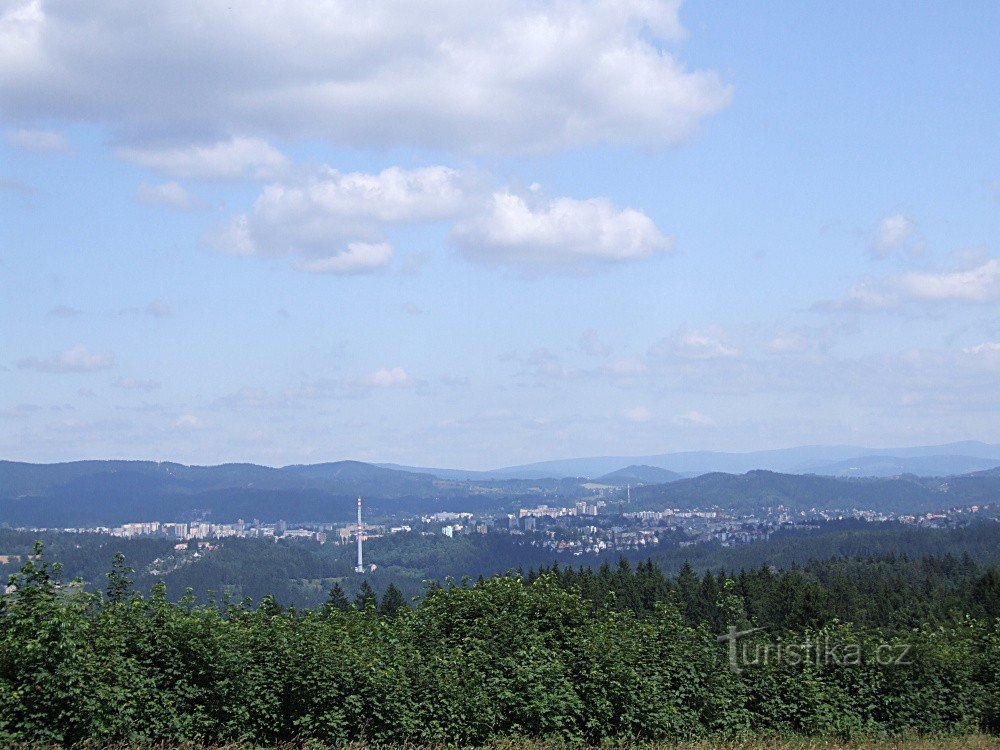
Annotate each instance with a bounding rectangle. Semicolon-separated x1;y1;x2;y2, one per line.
2;0;998;468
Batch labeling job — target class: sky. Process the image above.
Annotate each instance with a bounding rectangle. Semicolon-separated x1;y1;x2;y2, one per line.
1;0;999;469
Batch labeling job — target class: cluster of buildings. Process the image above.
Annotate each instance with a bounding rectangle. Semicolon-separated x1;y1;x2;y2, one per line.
66;519;330;544
899;503;994;527
16;497;994;568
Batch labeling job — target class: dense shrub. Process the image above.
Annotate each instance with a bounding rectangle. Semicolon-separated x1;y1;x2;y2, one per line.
0;545;996;745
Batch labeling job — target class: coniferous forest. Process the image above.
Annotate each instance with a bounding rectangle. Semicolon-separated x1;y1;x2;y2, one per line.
2;544;998;746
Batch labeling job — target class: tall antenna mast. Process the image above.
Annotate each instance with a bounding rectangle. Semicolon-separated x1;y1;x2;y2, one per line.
354;496;364;573
627;483;631;504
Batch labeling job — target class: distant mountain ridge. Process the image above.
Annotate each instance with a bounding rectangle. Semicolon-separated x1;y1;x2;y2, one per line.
593;465;683;485
0;459;452;527
631;468;1000;514
479;441;1000;479
3;444;1000;527
805;454;1000;478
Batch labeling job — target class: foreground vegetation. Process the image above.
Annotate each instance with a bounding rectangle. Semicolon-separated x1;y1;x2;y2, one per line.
0;736;994;750
1;545;997;747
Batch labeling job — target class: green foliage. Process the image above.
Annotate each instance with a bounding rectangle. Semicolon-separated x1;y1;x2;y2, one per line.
0;543;997;746
325;581;350;612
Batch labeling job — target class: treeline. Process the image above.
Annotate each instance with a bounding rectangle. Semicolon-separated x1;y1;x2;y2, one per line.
0;544;997;746
4;520;1000;610
531;553;1000;632
641;520;1000;576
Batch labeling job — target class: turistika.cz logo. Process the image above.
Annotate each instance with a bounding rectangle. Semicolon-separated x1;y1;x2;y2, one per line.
717;626;913;674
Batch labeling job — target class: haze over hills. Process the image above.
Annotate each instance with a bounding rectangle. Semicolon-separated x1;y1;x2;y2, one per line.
803;454;1000;478
474;441;1000;479
3;445;1000;528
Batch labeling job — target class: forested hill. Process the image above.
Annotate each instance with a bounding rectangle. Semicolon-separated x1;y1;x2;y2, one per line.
0;459;578;526
593;464;683;484
630;469;998;513
4;458;1000;527
0;459;440;497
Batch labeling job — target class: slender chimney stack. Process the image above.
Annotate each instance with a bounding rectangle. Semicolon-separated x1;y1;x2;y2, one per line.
354;496;364;573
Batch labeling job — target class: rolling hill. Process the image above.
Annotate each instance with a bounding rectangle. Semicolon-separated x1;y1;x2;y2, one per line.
593;465;683;485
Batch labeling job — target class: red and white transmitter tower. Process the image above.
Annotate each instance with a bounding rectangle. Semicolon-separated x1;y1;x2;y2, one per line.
354;496;365;573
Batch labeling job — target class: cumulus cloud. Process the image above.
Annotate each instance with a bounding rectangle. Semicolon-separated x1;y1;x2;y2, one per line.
135;181;200;210
0;1;730;153
17;344;115;373
963;342;1000;355
897;259;1000;302
827;258;1000;310
653;326;740;359
294;243;393;275
453;191;672;271
173;414;204;429
213;165;670;275
871;213;918;258
210;165;472;272
762;332;807;355
358;367;414;389
6;127;68;152
117;137;289;180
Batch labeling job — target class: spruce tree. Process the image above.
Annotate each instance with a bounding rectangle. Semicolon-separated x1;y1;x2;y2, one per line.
355;579;378;610
326;582;350;611
379;583;406;617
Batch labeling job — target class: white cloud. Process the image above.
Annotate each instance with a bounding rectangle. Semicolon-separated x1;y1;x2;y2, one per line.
360;367;414;389
672;409;713;426
211;166;472;271
17;344;115;373
294;243;393;275
6;127;68;152
871;213;917;258
0;1;730;153
659;326;740;359
828;277;899;311
825;258;1000;310
214;165;671;275
897;259;1000;303
763;333;807;355
117;137;288;181
135;181;199;210
173;414;204;429
963;342;1000;355
453;191;671;271
622;405;652;423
